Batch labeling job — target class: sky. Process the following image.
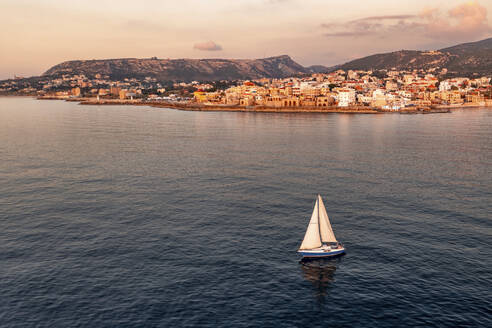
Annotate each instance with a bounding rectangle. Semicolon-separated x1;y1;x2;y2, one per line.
0;0;491;79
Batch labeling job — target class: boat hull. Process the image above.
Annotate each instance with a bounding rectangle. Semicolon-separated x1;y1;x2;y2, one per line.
298;248;345;258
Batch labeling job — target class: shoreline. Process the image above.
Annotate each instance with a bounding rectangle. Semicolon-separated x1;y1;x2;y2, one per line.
5;94;490;113
34;96;457;114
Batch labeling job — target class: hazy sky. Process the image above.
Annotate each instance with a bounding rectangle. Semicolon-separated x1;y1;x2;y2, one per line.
1;0;491;79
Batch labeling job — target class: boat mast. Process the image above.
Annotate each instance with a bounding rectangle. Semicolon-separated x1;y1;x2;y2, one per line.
317;195;322;245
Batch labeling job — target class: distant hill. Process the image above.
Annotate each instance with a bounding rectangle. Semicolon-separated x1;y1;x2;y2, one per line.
27;38;492;82
43;55;310;81
307;65;331;73
337;37;492;76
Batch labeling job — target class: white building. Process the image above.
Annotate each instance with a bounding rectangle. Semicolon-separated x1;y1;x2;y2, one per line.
372;89;385;98
439;81;452;91
337;88;356;107
357;94;372;105
347;70;359;80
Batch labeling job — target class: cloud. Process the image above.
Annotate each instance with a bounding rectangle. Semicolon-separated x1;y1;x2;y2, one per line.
124;19;164;31
265;0;291;4
324;31;373;37
350;15;416;22
193;41;223;51
322;14;420;38
422;1;491;39
322;1;491;42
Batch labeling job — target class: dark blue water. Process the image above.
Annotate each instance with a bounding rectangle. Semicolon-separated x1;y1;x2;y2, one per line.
1;97;491;327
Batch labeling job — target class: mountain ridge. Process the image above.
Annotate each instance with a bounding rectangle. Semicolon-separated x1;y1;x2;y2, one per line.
43;55;310;81
336;37;492;76
37;37;492;81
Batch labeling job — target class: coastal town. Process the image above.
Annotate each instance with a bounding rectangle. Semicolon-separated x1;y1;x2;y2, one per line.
1;68;491;113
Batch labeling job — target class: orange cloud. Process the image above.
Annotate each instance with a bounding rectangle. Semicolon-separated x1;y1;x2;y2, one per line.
193;41;223;51
323;1;491;42
422;1;491;39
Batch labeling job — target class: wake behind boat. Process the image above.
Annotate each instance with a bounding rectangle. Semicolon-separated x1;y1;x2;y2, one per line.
298;195;345;258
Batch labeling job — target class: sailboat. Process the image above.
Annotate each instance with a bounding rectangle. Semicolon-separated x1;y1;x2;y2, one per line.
298;195;345;258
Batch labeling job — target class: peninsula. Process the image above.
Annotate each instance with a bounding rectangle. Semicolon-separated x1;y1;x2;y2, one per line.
2;38;491;113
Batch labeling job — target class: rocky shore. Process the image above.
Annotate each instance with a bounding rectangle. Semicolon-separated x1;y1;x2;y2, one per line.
33;96;459;114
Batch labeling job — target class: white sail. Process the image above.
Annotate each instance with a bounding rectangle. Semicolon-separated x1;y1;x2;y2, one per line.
299;198;322;250
318;195;338;243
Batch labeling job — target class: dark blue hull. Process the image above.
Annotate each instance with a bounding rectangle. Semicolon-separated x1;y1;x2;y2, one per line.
298;249;345;258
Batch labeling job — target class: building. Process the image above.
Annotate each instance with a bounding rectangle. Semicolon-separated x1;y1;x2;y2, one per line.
337;89;356;107
282;97;300;107
316;96;334;107
263;96;284;108
71;87;81;97
119;89;136;100
193;90;208;103
440;91;462;104
347;70;359;80
385;81;398;91
465;92;484;104
225;92;239;105
239;96;255;106
110;86;121;97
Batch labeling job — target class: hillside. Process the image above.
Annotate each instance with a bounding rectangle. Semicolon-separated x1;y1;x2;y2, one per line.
440;38;492;75
337;37;492;76
43;55;309;81
28;38;492;82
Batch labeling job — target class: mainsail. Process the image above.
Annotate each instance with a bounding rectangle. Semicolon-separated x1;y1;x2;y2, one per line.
299;195;337;250
299;198;322;250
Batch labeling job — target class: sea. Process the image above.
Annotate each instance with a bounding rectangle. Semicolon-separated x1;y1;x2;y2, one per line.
1;97;491;327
